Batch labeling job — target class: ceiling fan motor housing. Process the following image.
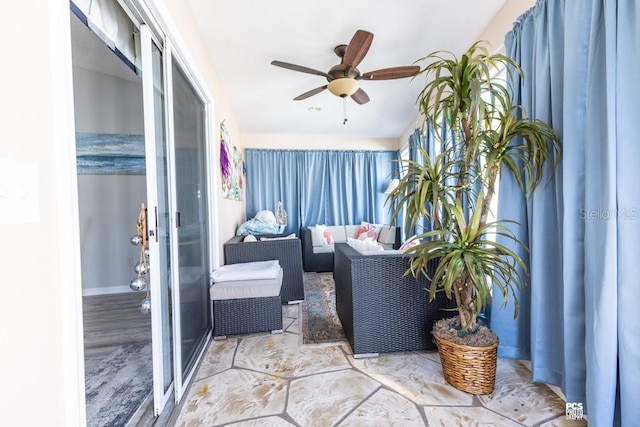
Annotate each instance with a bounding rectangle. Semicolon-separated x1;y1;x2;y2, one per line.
327;64;360;81
327;51;361;97
271;29;419;104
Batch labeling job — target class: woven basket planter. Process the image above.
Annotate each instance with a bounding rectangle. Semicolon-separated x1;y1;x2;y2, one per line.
433;333;499;395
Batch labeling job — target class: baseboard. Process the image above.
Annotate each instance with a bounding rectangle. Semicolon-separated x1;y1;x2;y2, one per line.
82;285;133;296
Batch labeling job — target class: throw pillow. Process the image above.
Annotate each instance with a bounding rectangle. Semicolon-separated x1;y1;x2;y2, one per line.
399;235;420;252
243;234;257;242
347;237;384;254
314;224;334;246
355;221;382;241
254;210;277;223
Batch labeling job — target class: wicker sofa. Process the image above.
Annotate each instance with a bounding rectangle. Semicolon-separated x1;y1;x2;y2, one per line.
223;235;305;303
301;225;401;272
333;243;456;357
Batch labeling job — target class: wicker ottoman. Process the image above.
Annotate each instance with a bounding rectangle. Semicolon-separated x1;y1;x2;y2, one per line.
210;260;283;338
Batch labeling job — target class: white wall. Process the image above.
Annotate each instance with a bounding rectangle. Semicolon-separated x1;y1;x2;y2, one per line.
243;133;400;151
477;0;537;54
77;175;146;293
72;67;143;134
158;0;248;265
397;0;537;146
0;1;84;425
72;66;146;294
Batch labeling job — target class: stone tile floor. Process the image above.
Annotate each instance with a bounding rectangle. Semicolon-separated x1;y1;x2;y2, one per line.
175;304;586;426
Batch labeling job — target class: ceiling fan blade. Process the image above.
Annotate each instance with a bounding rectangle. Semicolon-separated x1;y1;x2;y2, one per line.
271;60;329;78
361;66;421;80
350;88;370;105
293;85;328;101
342;30;374;69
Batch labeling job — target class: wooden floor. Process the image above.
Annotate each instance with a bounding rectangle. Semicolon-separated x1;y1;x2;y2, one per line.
83;291;152;372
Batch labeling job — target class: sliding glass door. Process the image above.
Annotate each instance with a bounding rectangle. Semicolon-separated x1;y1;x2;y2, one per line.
140;24;174;415
141;25;211;409
92;0;213;413
169;58;211;399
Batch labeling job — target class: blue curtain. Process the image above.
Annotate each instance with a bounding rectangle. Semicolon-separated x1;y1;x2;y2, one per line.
493;1;640;425
245;149;397;234
407;127;431;237
407;119;459;236
245;149;300;234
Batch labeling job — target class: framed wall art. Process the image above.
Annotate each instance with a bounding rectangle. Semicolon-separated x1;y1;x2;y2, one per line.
76;132;145;175
219;121;244;201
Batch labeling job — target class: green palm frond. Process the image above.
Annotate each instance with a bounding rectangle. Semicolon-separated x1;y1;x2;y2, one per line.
389;41;561;332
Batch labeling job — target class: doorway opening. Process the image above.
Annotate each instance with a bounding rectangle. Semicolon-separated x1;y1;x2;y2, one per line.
70;0;214;422
70;11;154;425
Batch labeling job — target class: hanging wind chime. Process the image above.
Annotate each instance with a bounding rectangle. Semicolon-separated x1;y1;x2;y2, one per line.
129;202;151;314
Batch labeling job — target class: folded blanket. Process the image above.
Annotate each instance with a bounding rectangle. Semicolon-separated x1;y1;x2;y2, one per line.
210;260;281;282
236;217;285;236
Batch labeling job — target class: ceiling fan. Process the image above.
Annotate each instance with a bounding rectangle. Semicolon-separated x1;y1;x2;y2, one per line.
271;29;420;105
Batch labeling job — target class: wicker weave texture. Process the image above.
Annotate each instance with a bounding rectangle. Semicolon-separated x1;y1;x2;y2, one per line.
213;295;282;337
223;236;304;303
434;334;498;395
301;228;334;272
334;243;456;356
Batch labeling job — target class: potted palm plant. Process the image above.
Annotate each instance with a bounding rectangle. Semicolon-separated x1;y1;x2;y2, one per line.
388;41;561;394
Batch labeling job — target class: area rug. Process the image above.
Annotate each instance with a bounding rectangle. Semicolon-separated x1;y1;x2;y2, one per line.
85;342;153;427
301;272;347;345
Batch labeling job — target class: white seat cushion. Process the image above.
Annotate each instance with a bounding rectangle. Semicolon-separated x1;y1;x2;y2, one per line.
312;244;335;254
210;268;283;300
210;260;281;282
347;237;384;254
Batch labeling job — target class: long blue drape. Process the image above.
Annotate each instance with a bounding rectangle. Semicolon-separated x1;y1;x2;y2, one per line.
245;149;397;234
407;126;433;237
406;119;460;236
493;1;640;425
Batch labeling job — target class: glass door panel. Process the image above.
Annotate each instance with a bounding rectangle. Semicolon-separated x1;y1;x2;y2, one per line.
170;60;211;396
140;24;174;415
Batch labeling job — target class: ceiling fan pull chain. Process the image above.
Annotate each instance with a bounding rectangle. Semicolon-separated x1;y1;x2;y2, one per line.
343;97;348;125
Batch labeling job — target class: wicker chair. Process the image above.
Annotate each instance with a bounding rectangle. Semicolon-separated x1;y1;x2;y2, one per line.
223;235;305;303
333;243;456;356
301;226;401;272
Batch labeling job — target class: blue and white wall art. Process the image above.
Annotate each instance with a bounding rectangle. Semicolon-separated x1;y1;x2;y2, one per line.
76;133;145;175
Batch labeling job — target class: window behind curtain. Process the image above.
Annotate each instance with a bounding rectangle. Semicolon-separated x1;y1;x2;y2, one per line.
245;149;397;234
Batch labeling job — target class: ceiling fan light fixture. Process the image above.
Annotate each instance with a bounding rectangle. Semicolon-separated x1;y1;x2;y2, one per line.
327;78;359;97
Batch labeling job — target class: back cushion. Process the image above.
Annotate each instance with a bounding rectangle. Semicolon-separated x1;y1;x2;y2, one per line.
354;221;383;241
327;226;347;242
344;225;361;239
310;226;325;246
311;225;333;246
377;226;396;245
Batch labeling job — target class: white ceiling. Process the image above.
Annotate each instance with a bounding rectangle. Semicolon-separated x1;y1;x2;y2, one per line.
71;0;514;139
188;0;508;138
70;15;140;83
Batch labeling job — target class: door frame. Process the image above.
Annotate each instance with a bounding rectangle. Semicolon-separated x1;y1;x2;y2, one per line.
64;0;221;422
124;0;220;411
140;23;175;415
163;39;218;403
